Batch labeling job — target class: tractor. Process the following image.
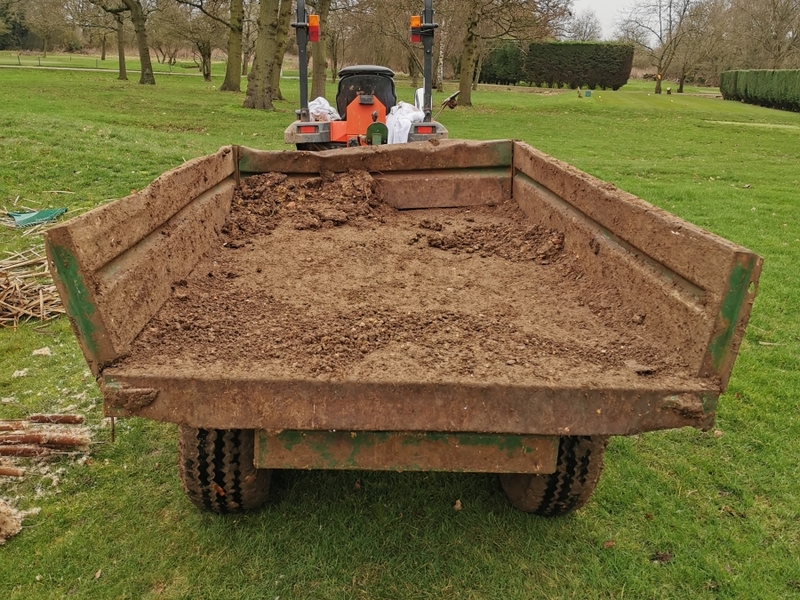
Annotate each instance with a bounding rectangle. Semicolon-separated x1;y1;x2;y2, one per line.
284;0;453;149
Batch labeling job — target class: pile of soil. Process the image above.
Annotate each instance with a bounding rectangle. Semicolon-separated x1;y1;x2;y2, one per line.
121;170;679;384
225;170;393;235
227;170;566;265
417;218;564;264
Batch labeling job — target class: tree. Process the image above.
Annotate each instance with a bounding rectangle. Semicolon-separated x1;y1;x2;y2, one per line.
310;0;332;99
618;0;696;93
176;0;245;91
67;0;120;61
243;0;281;109
0;0;27;49
729;0;800;69
25;0;67;57
566;9;602;41
164;2;226;81
668;0;726;89
148;0;183;65
241;0;258;75
458;0;573;106
270;0;292;100
91;0;156;84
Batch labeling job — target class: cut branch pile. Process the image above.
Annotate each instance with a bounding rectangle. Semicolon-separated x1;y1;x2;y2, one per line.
0;415;89;477
0;247;65;328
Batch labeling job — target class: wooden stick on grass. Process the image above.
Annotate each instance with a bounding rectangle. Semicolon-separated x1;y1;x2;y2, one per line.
0;466;25;478
28;414;85;425
0;432;90;448
0;445;52;457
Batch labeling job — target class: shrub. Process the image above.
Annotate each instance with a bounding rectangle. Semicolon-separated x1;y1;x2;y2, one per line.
720;70;800;112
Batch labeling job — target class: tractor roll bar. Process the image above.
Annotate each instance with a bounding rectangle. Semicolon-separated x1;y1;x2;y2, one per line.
292;0;311;122
293;0;438;123
421;0;438;122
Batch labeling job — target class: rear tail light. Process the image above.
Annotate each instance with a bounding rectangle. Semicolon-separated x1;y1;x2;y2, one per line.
299;125;317;134
410;15;421;43
309;14;320;42
416;125;434;134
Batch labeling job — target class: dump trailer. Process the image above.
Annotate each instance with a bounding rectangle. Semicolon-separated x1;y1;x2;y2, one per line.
44;140;761;516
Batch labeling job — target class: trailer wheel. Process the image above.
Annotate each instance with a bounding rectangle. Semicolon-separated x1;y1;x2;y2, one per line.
499;436;608;516
177;426;271;514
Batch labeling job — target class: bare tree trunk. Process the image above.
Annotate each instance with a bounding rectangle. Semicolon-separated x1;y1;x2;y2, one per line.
243;0;280;110
115;14;127;81
458;1;480;106
122;0;155;84
655;71;662;94
101;34;107;60
242;52;250;77
42;36;48;58
219;0;244;92
311;0;332;100
472;44;485;91
271;0;292;101
198;42;212;81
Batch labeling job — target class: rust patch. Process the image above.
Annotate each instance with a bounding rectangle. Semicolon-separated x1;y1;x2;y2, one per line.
662;394;707;420
102;381;158;411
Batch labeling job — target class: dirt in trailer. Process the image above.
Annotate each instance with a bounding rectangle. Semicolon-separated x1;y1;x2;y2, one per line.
119;170;691;386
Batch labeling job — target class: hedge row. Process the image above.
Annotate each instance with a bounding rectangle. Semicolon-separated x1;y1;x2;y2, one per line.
720;70;800;112
480;42;634;90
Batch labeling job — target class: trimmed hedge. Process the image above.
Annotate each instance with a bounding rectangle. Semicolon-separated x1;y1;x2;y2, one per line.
480;42;633;90
720;70;800;112
480;43;525;86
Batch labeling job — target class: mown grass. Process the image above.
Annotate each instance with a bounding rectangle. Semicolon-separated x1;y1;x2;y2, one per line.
1;67;799;599
0;50;231;76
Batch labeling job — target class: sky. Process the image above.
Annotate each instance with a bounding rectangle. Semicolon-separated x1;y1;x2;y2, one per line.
571;0;633;40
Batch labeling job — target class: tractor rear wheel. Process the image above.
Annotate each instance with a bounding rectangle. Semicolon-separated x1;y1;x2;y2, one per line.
499;436;608;516
177;426;271;513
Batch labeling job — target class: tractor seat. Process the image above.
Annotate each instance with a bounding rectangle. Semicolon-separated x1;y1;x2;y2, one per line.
336;66;397;118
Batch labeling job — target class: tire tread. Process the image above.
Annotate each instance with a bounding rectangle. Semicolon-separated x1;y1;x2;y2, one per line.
500;436;607;516
178;426;270;513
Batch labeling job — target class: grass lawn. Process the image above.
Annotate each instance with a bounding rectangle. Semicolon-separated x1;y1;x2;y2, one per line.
1;67;799;599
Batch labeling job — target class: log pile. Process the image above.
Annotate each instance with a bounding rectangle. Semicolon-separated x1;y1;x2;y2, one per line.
0;414;89;478
0;247;65;328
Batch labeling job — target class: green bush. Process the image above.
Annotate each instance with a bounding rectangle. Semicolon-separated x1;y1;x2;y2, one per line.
525;42;633;90
480;42;525;85
479;42;633;90
720;70;800;112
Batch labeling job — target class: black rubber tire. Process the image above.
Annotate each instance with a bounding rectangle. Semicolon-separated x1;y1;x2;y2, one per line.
177;426;271;514
499;436;608;516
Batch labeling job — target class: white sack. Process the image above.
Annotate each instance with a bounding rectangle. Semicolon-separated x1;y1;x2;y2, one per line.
386;101;425;144
308;97;341;121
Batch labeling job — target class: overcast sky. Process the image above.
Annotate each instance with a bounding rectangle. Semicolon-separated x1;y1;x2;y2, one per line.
572;0;633;40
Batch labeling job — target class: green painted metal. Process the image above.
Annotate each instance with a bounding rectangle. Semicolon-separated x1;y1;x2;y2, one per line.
707;257;756;373
47;245;100;358
256;430;559;473
701;393;718;414
492;140;513;166
366;121;388;145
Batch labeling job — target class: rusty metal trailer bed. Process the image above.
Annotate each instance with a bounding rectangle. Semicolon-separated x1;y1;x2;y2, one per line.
44;140;761;515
